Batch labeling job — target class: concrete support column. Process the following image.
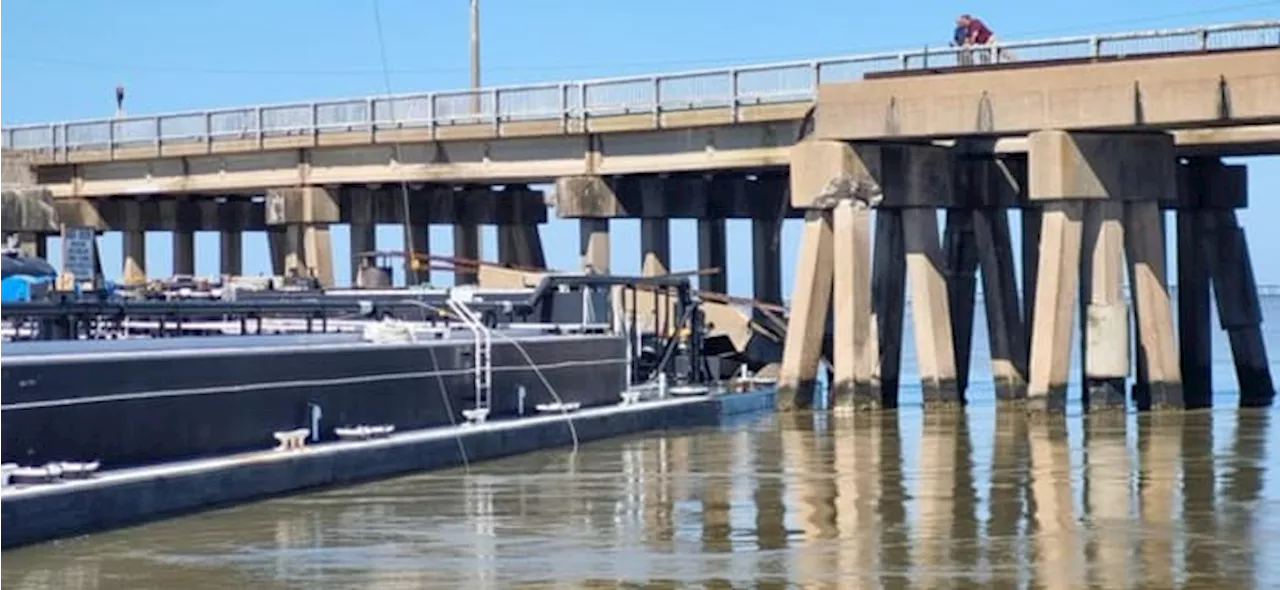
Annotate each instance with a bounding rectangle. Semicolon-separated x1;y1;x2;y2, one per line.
579;218;610;274
119;199;147;285
974;208;1029;403
408;225;430;285
1021;206;1042;352
201;198;247;278
303;225;334;286
555;176;620;274
1027;201;1085;412
943;210;979;402
1026;130;1178;412
697;218;727;293
777;210;834;410
453;222;480;283
220;230;242;277
1080;201;1129;410
283;225;305;273
871;209;907;408
903;207;960;406
265;186;339;286
164;199;199;277
267;227;287;276
453;223;480;285
1205;209;1275;407
1125;200;1180;409
831;199;875;410
640;218;670;277
1177;206;1212;409
499;186;547;270
349;192;376;284
751;218;783;305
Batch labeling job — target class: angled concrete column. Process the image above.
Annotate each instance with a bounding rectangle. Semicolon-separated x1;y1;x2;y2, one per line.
1027;130;1178;413
303;225;334;287
777;210;834;411
697;218;727;293
903;208;960;407
1125;201;1180;409
265;186;339;286
1026;201;1085;412
831;199;874;410
1205;209;1275;407
1080;201;1129;410
943;210;979;402
267;227;287;276
1021;206;1042;352
579;218;610;273
640;219;670;277
974;209;1028;403
220;231;243;277
871;210;907;408
119;199;147;285
349;191;376;284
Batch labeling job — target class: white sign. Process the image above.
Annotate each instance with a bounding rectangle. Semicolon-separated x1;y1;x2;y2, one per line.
61;225;97;281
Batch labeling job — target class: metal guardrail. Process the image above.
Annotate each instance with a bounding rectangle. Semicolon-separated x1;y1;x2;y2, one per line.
3;20;1277;154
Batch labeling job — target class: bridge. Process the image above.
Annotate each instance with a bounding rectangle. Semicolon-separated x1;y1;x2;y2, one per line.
2;19;1278;414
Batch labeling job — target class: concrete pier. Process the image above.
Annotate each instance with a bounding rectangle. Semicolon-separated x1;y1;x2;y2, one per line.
831;199;874;410
1026;130;1182;413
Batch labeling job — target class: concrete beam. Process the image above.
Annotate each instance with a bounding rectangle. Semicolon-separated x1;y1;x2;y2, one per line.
816;49;1280;140
791;141;955;209
554;175;623;218
1176;159;1248;210
1;187;60;233
1028;131;1176;202
264;187;339;225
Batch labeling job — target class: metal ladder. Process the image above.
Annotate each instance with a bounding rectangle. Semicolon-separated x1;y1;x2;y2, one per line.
449;289;492;425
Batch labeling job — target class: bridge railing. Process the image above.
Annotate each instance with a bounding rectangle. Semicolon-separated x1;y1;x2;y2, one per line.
3;20;1276;154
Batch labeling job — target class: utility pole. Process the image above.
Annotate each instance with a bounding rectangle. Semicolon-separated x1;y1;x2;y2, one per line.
470;0;480;112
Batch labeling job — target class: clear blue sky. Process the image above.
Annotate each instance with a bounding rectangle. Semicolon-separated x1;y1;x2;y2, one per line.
4;0;1279;292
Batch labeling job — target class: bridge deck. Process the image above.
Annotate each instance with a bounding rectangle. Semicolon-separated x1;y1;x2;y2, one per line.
3;20;1276;160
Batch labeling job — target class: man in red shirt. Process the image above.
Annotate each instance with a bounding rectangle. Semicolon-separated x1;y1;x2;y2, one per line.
956;14;1009;63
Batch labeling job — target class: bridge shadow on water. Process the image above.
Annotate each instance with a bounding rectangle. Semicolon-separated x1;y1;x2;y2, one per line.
3;392;1278;590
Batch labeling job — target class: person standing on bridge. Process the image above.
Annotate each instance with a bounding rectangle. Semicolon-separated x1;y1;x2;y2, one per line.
956;14;1009;63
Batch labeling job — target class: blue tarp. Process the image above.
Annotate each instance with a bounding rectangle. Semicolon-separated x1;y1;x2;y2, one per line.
1;275;51;302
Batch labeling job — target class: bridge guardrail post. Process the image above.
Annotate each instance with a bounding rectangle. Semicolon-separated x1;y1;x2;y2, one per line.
729;69;740;123
493;88;501;135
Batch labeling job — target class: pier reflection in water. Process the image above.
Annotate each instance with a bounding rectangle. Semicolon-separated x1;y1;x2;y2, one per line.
4;404;1278;589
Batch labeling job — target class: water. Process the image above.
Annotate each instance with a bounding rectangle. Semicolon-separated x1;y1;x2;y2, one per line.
4;297;1280;589
5;406;1279;589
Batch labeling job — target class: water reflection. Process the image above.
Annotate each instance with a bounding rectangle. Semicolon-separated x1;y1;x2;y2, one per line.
4;406;1278;589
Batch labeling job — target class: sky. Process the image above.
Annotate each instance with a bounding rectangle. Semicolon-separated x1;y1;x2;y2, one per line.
3;0;1279;293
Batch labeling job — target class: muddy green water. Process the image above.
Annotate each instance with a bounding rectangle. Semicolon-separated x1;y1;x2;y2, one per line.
4;401;1278;590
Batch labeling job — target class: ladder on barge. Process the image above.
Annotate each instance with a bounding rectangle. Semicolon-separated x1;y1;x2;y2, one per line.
448;287;492;425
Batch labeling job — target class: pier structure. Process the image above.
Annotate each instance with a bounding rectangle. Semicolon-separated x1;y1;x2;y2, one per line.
779;41;1279;412
2;21;1279;411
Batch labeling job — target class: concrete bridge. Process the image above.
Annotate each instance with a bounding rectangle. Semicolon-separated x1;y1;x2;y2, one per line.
3;20;1278;413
